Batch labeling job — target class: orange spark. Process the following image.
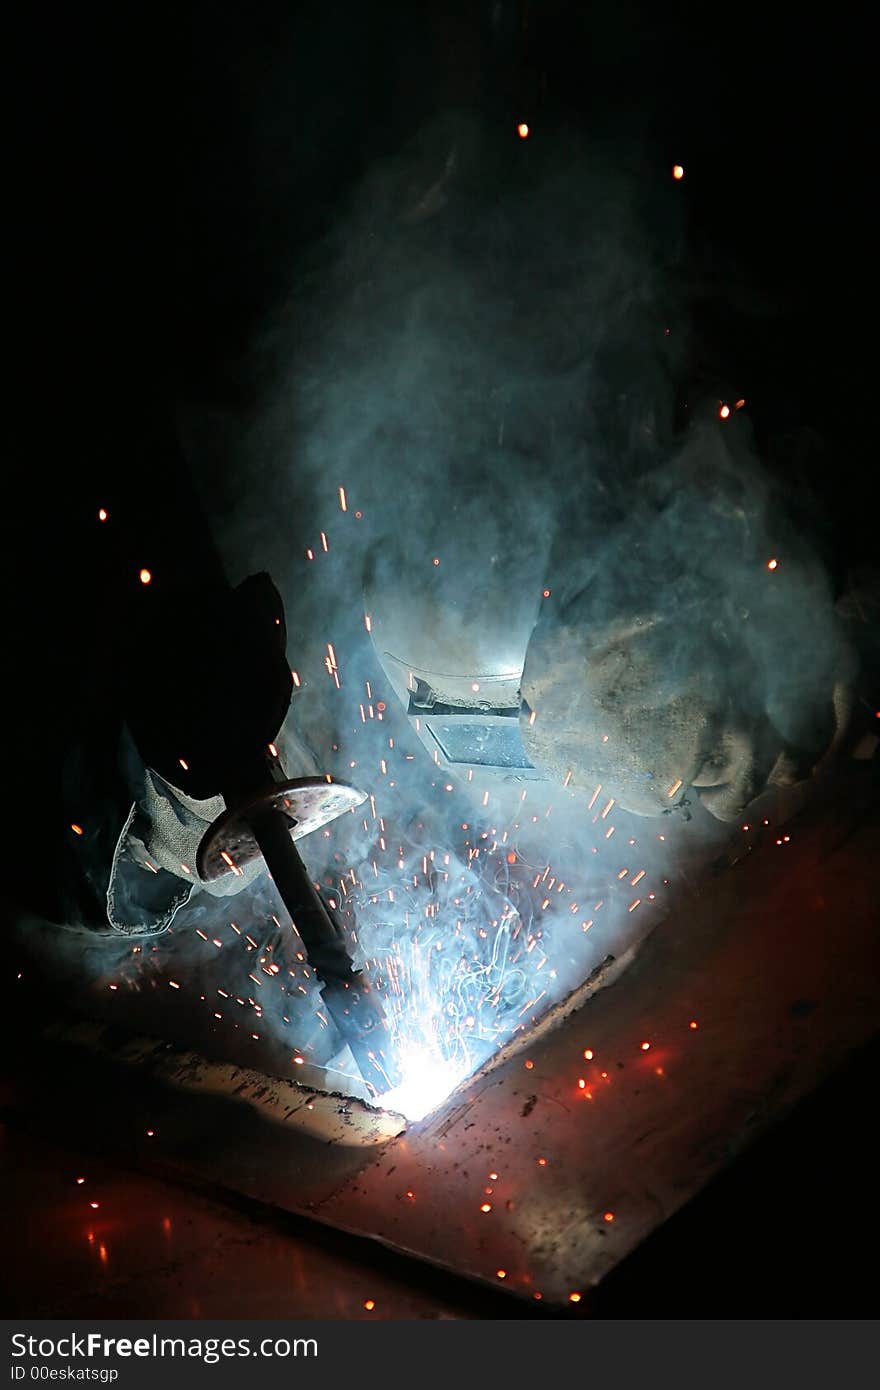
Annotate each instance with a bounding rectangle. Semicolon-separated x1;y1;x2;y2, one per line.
672;164;684;180
517;122;530;139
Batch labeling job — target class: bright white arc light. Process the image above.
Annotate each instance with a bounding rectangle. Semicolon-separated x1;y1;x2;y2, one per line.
379;1050;471;1121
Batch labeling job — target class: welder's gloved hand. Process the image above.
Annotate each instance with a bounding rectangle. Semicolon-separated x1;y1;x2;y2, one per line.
105;725;266;934
520;430;857;822
521;608;852;822
55;573;297;935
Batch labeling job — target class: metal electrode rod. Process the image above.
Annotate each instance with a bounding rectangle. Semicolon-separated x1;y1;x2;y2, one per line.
246;805;354;980
245;804;403;1096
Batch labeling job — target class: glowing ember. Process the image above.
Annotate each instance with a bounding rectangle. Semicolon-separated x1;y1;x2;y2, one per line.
767;558;778;570
672;164;684;180
98;508;108;522
719;403;730;419
139;568;152;585
517;122;530;139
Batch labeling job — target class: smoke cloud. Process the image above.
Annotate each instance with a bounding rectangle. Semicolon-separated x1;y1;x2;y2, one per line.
23;103;853;1115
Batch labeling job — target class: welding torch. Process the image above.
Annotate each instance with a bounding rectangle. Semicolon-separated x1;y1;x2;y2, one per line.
121;568;402;1096
198;750;403;1097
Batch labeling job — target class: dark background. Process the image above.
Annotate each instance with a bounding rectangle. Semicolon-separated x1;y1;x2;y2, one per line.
9;1;876;684
10;0;876;619
7;0;876;1315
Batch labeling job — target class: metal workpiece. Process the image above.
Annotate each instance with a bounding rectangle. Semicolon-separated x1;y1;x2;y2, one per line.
310;761;879;1305
38;1017;406;1145
5;759;878;1309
